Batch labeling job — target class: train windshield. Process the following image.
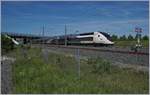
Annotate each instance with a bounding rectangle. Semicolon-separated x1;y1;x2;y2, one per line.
100;32;112;41
79;32;94;36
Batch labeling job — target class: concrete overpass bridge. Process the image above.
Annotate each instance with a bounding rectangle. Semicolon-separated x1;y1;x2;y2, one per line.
1;32;53;44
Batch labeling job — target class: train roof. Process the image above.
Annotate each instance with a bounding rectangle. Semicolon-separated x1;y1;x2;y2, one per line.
53;31;111;39
79;32;110;36
79;32;94;36
99;32;111;37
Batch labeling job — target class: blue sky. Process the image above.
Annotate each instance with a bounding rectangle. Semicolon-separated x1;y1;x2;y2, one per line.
1;1;149;37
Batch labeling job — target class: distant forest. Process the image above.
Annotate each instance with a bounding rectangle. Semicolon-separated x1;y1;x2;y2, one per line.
111;34;149;41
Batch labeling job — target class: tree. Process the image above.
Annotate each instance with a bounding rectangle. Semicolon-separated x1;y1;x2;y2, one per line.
142;35;149;40
120;35;126;40
127;34;134;40
135;34;142;40
1;34;14;54
111;35;118;41
135;34;138;39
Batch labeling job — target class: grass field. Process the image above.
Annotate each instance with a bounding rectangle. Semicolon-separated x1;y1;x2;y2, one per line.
114;40;149;47
12;47;149;94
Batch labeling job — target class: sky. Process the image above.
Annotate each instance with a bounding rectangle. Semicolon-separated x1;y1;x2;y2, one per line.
1;1;149;37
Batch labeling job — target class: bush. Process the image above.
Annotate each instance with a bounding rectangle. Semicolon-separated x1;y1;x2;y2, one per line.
111;35;118;41
1;34;14;54
142;35;149;40
119;35;127;40
128;35;134;40
87;57;111;74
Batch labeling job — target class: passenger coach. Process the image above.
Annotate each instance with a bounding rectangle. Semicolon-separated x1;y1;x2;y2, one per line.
51;32;114;46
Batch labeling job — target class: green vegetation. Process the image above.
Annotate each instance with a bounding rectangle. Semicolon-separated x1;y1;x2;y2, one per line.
111;34;149;41
114;40;149;47
1;34;14;54
12;47;149;94
87;57;111;74
142;35;149;40
111;34;149;47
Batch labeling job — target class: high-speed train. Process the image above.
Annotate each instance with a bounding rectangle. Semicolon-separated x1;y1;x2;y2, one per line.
50;31;114;46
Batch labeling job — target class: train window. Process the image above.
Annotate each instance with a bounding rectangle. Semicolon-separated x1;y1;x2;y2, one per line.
80;32;94;36
99;32;112;41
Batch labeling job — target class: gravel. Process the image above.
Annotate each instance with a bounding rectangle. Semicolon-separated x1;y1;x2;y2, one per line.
43;46;149;67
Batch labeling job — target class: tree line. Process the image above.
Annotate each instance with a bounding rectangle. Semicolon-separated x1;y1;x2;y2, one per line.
111;34;149;41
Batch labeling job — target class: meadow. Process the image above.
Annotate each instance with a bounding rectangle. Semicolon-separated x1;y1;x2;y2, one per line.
114;40;149;47
12;47;149;94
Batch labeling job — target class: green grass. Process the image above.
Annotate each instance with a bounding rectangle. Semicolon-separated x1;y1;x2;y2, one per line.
114;40;149;47
12;47;149;94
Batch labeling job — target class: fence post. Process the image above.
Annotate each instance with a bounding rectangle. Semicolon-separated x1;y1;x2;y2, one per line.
42;49;49;64
75;48;80;79
21;45;27;59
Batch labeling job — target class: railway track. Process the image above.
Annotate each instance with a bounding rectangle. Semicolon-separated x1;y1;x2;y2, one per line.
33;44;149;66
44;45;149;56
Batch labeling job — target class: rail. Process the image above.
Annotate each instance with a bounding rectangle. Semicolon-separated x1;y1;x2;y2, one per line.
45;45;149;56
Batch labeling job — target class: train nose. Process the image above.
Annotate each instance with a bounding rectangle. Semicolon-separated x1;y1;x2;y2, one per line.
108;41;114;45
111;42;114;44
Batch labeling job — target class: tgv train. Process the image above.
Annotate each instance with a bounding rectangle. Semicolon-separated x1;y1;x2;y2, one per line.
50;32;114;46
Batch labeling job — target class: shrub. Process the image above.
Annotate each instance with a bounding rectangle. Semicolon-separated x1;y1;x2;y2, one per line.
87;57;111;74
1;34;14;54
119;35;127;40
128;35;134;40
111;35;118;41
142;35;149;40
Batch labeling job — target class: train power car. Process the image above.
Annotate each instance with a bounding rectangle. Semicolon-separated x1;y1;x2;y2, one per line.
50;31;114;46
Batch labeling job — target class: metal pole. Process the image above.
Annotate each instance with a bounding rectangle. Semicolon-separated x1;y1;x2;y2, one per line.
42;25;49;63
76;48;80;79
65;25;67;46
137;31;140;45
56;36;58;45
137;29;139;64
42;25;44;46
